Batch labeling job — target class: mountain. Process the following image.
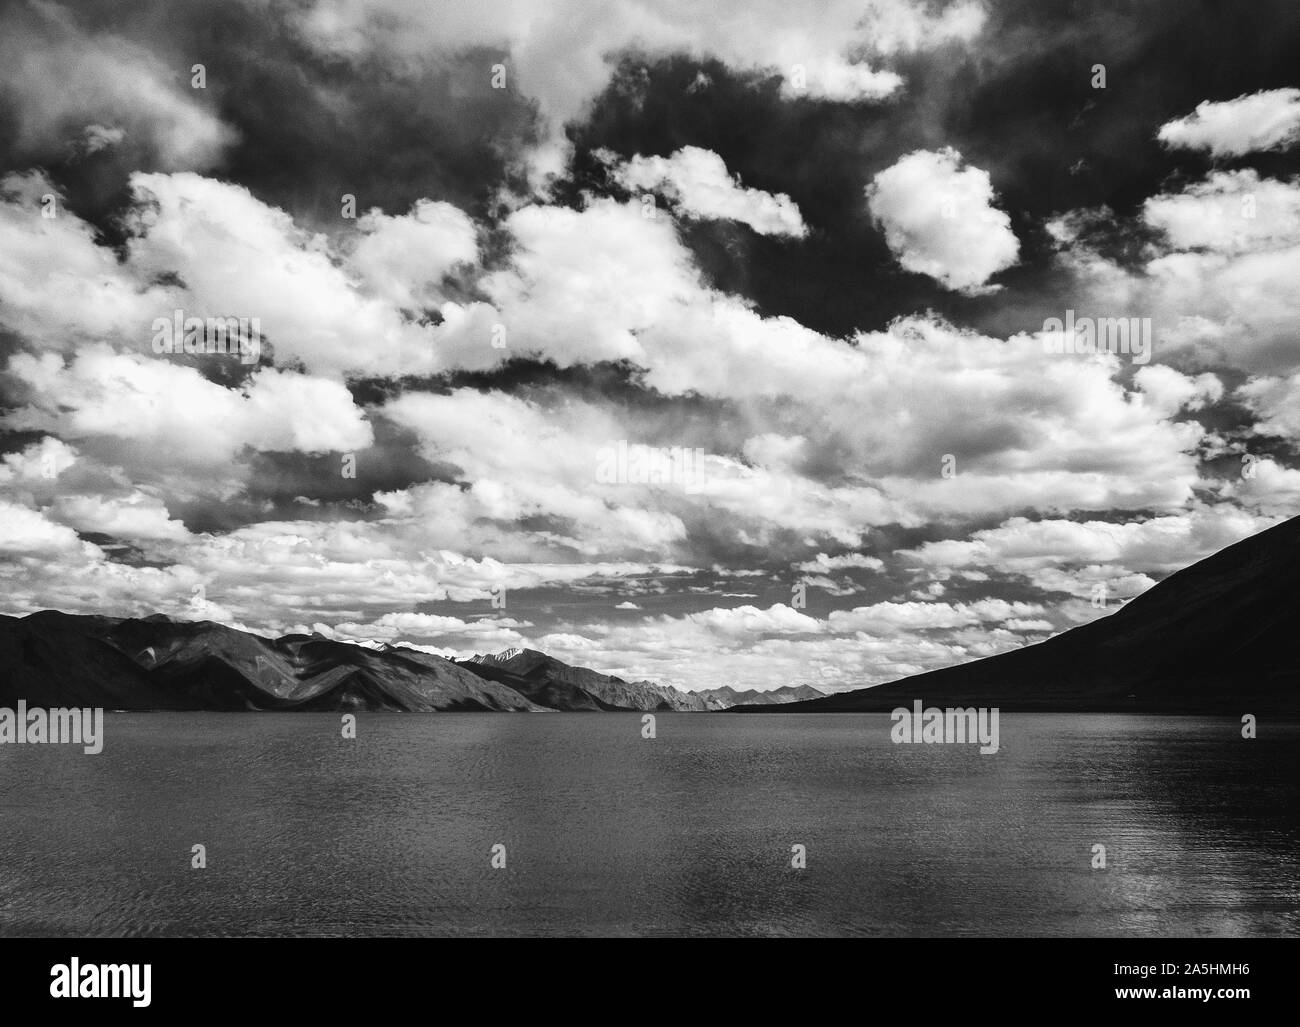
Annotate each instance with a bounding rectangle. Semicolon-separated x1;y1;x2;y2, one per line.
0;612;190;710
0;612;545;711
0;613;778;712
459;648;719;711
696;684;826;706
746;514;1300;714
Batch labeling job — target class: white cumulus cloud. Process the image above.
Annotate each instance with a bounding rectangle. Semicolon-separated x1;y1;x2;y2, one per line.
865;147;1019;294
608;146;808;237
1158;88;1300;158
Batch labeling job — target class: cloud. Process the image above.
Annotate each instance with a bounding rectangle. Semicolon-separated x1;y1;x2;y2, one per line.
5;165;1211;539
326;612;532;640
0;2;235;170
0;168;509;379
1133;365;1224;418
903;507;1281;581
0;172;422;376
0;436;77;485
1;155;1233;613
1223;457;1300;516
1238;373;1300;442
1157;88;1300;158
0;171;173;349
286;0;988;179
864;147;1018;293
607;146;808;236
1022;566;1157;604
826;598;1045;633
349;199;480;310
796;553;885;573
0;500;87;556
378;387;892;560
1051;168;1300;373
694;602;824;636
521;595;1046;692
122;172;446;376
47;492;191;543
1142;169;1300;254
0;437;195;548
3;346;374;460
478;199;1202;523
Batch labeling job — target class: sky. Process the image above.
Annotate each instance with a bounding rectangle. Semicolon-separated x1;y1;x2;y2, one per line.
1;0;1299;692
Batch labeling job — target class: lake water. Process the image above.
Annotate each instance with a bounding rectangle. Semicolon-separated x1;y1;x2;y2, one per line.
0;713;1296;936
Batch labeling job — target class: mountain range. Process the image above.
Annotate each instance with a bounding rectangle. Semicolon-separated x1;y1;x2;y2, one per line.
0;613;822;712
3;513;1296;714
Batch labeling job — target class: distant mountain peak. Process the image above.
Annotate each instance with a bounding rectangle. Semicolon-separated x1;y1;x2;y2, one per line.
471;647;528;666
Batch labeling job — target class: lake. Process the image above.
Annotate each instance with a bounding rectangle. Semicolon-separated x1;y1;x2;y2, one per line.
1;713;1296;936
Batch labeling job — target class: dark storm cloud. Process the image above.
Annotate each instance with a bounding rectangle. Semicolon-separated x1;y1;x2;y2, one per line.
169;416;446;534
0;0;541;233
565;1;1300;340
76;533;168;568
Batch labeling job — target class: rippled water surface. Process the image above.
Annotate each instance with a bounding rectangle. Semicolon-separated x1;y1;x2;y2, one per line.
1;713;1296;936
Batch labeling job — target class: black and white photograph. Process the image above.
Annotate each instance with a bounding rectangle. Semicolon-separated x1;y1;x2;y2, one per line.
0;0;1295;1008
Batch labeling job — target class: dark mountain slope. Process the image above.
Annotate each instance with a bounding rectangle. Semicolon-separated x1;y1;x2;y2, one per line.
0;612;190;710
0;614;544;711
753;514;1300;714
